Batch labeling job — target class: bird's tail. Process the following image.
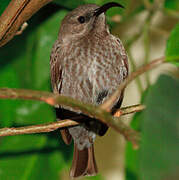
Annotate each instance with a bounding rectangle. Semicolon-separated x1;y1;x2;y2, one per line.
70;143;98;178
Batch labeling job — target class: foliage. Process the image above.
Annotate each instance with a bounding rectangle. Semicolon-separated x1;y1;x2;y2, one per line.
166;23;179;66
0;0;178;180
126;75;179;180
0;0;10;16
140;75;179;180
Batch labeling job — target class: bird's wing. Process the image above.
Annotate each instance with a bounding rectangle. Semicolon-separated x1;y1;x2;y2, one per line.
50;40;72;145
116;38;129;79
50;40;63;94
111;38;129;114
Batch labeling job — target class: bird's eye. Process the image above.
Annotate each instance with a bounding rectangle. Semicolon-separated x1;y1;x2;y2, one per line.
78;16;85;24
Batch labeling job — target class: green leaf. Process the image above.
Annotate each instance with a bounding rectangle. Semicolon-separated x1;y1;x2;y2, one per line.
0;63;21;127
139;75;179;180
164;0;179;11
0;9;68;126
126;75;179;180
53;0;86;9
0;9;73;180
53;0;128;16
97;0;129;17
0;133;72;180
0;135;47;180
0;0;11;16
85;174;104;180
166;23;179;66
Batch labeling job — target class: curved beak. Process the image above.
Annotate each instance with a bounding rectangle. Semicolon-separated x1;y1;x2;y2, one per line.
94;2;124;17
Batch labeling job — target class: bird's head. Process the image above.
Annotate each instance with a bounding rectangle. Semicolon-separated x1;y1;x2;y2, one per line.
58;2;124;43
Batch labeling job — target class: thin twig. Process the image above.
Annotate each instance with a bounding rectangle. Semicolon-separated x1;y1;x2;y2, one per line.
0;120;78;137
161;7;179;19
0;0;52;47
142;0;153;10
150;26;170;37
124;12;154;94
116;104;146;116
143;12;154;87
16;22;28;35
0;57;166;147
127;49;144;93
0;104;144;137
0;88;139;147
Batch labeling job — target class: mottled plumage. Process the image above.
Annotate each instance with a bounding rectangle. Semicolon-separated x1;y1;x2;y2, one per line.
50;2;128;178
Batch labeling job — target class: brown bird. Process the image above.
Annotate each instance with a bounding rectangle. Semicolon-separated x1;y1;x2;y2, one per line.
50;2;128;178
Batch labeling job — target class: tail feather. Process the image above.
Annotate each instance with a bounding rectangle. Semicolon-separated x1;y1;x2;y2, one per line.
70;143;98;178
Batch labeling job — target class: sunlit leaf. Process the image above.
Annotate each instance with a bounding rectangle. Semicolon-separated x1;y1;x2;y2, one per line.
164;0;179;11
166;23;179;66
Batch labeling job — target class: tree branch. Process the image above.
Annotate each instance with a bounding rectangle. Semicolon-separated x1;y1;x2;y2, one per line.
0;120;78;137
0;57;165;148
0;87;139;147
0;104;144;138
115;104;146;116
0;0;52;47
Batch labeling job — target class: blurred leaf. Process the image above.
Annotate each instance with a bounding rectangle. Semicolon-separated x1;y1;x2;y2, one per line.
0;63;21;127
164;0;179;11
166;23;179;66
54;0;128;16
124;4;145;20
0;133;71;180
53;0;86;9
0;0;11;16
0;9;68;126
139;75;179;180
126;75;179;180
0;135;47;180
0;8;73;180
98;0;129;17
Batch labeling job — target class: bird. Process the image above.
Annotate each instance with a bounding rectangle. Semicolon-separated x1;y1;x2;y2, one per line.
50;2;128;178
